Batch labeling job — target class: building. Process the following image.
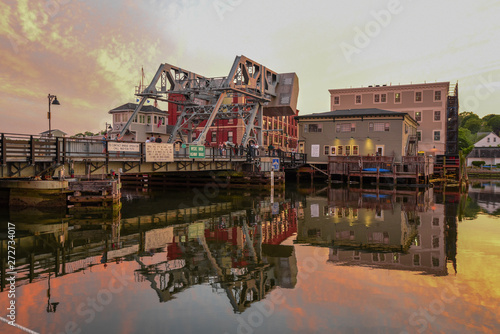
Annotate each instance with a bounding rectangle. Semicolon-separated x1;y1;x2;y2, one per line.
466;132;500;167
40;129;67;138
473;132;500;147
108;103;169;142
167;94;300;151
328;82;458;156
296;108;418;164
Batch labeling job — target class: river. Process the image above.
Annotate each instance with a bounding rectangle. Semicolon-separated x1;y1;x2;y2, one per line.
0;181;499;334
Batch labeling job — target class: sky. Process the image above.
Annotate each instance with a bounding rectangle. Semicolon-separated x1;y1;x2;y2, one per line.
1;0;500;136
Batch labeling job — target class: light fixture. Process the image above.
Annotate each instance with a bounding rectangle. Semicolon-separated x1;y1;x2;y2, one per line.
47;94;61;138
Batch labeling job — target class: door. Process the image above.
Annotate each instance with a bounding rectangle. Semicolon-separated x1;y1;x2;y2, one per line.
376;145;384;156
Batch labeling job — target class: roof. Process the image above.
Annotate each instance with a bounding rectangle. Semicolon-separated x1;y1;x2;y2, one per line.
40;129;67;135
296;108;413;119
109;103;166;114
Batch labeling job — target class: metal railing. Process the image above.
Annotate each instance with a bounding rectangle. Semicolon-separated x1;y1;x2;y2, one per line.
0;133;306;168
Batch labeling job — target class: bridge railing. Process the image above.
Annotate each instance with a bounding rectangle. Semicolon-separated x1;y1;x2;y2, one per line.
0;133;306;167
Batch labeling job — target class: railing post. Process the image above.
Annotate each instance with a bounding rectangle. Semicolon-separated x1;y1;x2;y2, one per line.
1;134;5;165
29;135;35;164
62;137;66;164
55;137;61;164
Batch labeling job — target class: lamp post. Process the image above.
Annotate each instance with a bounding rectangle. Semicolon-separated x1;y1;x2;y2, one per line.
105;122;112;134
47;94;60;138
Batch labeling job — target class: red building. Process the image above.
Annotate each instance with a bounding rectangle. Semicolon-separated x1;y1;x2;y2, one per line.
167;94;299;151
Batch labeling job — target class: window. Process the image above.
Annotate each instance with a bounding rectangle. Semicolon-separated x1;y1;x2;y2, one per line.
434;131;441;141
133;115;137;123
395;93;401;103
434;110;441;121
228;131;233;142
345;145;351;156
114;114;120;122
330;146;336;155
307;124;322;132
432;257;440;267
374;94;380;103
338;123;355;132
352;145;359;155
415;111;422;122
147;115;151;124
211;132;217;142
228;118;234;125
381;94;386;102
417;131;422;142
355;95;361;104
334;96;340;105
432;235;440;248
370;122;389;132
488;137;491;143
337;145;343;155
369;122;373;131
122;113;128;122
413;254;420;266
154;116;157;125
415;92;422;102
434;91;441;101
433;217;439;226
324;145;330;155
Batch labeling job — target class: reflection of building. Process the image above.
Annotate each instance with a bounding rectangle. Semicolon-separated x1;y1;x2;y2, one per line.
1;196;298;314
296;189;452;276
468;182;500;214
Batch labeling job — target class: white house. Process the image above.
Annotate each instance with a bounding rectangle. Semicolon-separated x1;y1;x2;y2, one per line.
473;132;500;147
466;132;500;167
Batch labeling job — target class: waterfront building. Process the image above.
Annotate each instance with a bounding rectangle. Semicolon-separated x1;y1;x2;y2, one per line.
466;132;500;167
40;129;67;138
108;103;169;141
167;94;300;151
296;108;418;165
328;82;458;156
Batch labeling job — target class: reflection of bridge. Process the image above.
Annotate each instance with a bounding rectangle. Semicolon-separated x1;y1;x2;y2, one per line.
0;133;305;178
1;198;298;312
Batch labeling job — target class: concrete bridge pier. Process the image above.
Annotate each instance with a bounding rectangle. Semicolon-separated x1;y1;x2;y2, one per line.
0;180;69;208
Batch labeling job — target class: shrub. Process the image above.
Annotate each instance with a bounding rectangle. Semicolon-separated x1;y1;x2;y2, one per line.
472;161;485;168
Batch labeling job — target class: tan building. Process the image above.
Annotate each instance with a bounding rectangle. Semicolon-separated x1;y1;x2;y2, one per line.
296;108;418;164
329;82;458;156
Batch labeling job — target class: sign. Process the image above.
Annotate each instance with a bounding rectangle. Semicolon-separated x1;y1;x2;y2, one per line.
145;143;174;162
272;158;280;170
272;203;279;215
311;144;320;158
108;142;140;152
189;145;205;158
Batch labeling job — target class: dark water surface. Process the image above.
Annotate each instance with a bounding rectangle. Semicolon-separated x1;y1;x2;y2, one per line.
1;182;499;334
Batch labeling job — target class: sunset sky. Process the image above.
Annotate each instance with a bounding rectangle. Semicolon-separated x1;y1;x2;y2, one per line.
1;0;499;135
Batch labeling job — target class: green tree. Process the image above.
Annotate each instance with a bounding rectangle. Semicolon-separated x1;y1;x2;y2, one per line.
459;111;479;127
463;117;482;134
458;128;474;150
486;115;500;134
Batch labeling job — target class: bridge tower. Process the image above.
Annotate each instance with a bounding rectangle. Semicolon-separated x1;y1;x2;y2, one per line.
119;55;299;147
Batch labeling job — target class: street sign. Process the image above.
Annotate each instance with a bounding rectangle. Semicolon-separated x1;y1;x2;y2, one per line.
272;158;280;170
189;145;205;158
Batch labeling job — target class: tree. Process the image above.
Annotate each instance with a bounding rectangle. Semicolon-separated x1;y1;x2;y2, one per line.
486;115;500;134
463;117;482;134
458;128;474;150
459;111;479;127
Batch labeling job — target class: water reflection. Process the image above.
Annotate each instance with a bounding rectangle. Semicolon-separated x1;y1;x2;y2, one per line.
295;188;458;276
0;190;300;315
1;185;499;333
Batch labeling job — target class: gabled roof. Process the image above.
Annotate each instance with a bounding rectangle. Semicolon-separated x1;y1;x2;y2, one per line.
109;103;166;114
40;129;67;135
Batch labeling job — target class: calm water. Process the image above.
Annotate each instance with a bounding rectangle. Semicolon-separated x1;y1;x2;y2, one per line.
1;182;499;334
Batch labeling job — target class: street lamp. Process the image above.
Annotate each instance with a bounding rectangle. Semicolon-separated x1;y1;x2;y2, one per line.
48;94;60;138
105;122;112;134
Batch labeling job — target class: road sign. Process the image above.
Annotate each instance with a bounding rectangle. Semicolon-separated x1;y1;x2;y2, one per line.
189;145;205;158
272;158;280;170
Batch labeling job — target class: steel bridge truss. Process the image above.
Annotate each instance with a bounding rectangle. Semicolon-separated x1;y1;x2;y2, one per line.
120;56;285;147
